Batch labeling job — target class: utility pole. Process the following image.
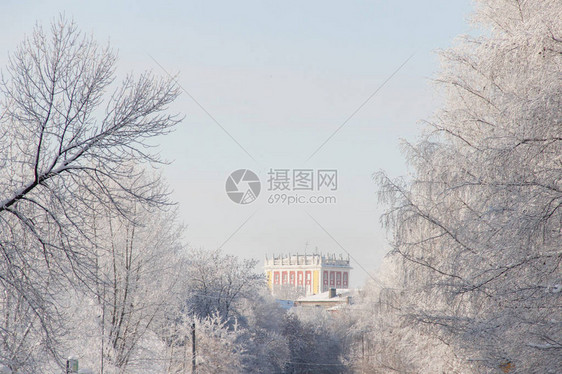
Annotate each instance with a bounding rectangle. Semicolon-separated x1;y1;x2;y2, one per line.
362;333;365;368
191;322;196;374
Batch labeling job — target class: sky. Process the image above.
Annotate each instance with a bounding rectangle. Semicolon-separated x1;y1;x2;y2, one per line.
1;0;474;287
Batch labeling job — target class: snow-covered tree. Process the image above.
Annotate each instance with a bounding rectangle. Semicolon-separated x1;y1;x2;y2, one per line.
0;16;180;370
281;308;350;374
348;261;465;373
161;313;245;374
183;248;264;323
235;290;290;374
61;198;185;374
376;0;561;372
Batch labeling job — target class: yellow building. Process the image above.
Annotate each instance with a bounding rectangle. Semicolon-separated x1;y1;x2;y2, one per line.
265;253;351;296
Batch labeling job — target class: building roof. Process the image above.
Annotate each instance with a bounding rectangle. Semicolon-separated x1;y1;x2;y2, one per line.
265;253;351;268
275;299;295;310
296;288;352;303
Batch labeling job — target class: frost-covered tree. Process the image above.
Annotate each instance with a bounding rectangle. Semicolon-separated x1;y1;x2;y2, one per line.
159;312;246;374
0;16;180;370
348;263;465;374
281;309;350;374
162;249;296;374
376;0;561;372
235;290;290;374
62;198;185;374
183;248;264;323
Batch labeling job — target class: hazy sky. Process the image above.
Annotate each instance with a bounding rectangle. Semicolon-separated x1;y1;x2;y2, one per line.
1;0;474;287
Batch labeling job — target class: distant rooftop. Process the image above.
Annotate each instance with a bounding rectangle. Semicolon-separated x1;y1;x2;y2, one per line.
275;299;295;310
296;288;353;303
264;253;351;267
